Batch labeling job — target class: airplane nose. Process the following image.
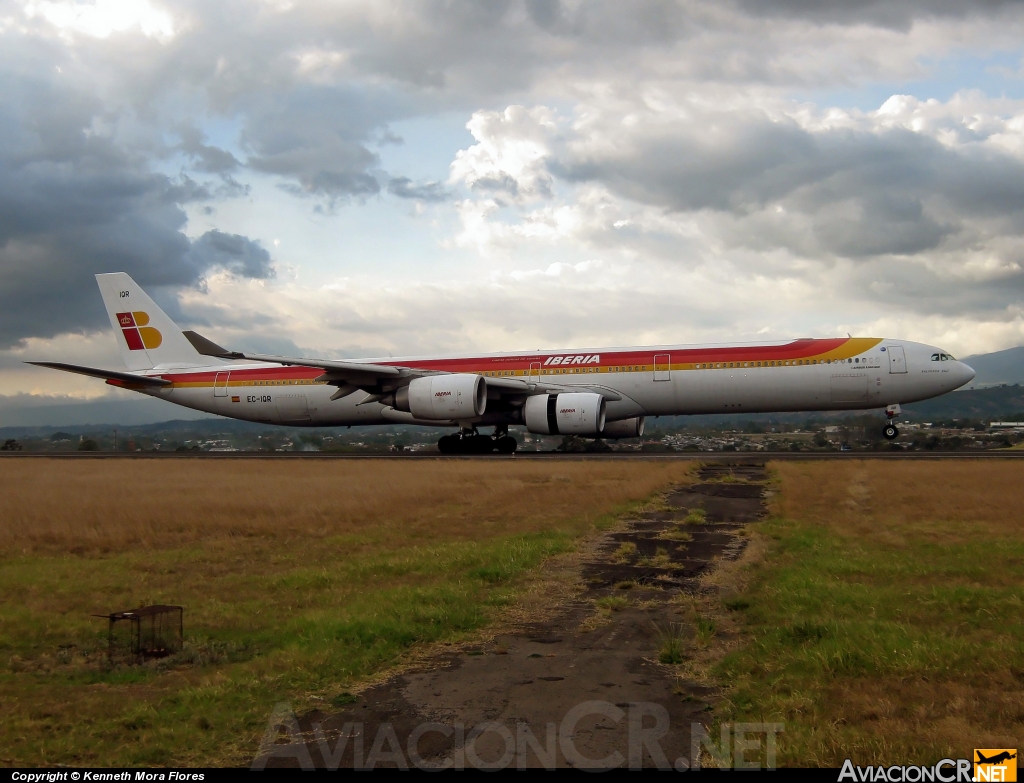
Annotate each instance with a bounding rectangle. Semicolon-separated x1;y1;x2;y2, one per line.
958;362;976;387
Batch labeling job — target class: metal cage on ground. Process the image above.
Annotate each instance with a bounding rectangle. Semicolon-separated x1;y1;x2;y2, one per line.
95;605;183;663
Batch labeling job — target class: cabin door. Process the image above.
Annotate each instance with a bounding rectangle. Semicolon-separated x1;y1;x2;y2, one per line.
654;354;671;381
887;346;907;374
213;371;230;397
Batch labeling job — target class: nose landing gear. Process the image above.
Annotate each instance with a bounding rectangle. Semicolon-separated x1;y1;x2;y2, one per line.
437;427;518;454
883;404;901;440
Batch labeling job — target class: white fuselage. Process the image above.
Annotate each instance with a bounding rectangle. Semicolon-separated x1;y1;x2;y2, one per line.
116;337;975;428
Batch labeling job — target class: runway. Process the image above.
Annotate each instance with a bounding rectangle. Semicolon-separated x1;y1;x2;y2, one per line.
2;450;1024;460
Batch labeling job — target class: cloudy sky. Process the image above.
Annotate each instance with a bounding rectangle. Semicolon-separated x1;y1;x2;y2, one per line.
4;0;1024;418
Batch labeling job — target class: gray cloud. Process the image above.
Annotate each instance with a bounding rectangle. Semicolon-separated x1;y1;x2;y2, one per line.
237;86;411;200
735;0;1020;30
556;115;1024;264
187;230;275;280
0;54;273;350
387;177;451;201
177;126;241;174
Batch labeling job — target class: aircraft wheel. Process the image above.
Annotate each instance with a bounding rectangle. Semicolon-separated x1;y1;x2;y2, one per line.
495;436;518;454
883;423;899;440
437;434;457;454
469;434;496;454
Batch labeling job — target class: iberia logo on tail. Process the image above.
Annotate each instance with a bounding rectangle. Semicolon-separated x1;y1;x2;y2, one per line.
116;312;162;351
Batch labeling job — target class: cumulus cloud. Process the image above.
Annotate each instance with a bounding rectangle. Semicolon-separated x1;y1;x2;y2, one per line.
450;106;559;201
446;90;1024;325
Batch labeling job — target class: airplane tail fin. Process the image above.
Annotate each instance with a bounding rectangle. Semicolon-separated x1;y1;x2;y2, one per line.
95;273;205;370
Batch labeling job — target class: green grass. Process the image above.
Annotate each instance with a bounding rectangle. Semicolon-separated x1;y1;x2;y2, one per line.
657;623;687;664
694;615;717;647
595;595;630;613
0;531;574;766
613;541;638;561
713;515;1024;766
683;508;707;525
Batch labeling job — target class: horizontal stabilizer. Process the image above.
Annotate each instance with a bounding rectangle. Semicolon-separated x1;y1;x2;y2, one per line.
26;362;172;387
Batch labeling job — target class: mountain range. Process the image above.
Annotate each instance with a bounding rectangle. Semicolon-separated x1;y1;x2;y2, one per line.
961;345;1024;388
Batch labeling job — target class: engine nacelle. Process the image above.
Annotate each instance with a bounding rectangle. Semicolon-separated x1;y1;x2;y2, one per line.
524;393;606;436
601;417;645;439
402;374;486;420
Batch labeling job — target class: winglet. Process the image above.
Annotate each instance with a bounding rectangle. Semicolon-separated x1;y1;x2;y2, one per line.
182;330;243;359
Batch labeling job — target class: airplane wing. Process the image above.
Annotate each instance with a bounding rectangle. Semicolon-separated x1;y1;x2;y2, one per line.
26;362;172;388
530;380;623;401
184;330;431;402
183;331;623;402
183;331;405;377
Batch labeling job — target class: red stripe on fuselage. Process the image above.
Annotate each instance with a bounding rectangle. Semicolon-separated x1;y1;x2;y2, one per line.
159;338;854;384
393;338;850;371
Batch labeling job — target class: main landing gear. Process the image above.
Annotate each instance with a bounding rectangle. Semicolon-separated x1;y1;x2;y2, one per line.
437;427;518;455
883;404;901;441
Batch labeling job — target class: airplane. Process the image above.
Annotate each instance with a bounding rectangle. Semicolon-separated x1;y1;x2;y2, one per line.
975;751;1016;764
28;272;976;454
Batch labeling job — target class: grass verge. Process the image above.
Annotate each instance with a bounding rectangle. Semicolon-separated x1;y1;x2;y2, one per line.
711;460;1024;766
0;458;691;766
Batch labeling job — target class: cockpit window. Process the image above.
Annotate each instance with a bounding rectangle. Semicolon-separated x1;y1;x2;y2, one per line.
940;354;949;361
931;354;940;361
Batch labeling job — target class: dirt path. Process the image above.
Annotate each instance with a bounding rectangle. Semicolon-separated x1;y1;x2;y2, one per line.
257;461;768;770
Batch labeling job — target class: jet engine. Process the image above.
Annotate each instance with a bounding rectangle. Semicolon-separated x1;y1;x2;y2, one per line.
388;374;487;420
524;392;606;435
601;416;645;439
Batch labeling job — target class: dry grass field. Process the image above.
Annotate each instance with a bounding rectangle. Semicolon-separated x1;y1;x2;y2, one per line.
0;458;691;766
716;461;1024;766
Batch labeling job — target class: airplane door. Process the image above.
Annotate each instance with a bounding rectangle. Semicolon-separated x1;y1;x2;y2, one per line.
214;371;230;397
528;362;541;383
654;354;671;381
887;346;907;374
